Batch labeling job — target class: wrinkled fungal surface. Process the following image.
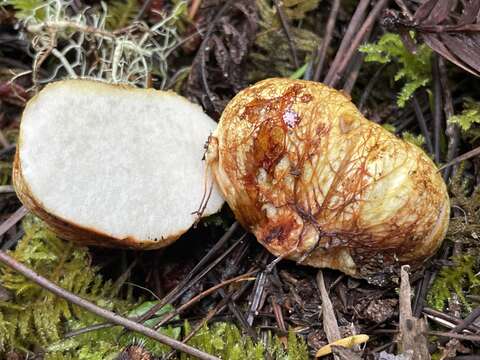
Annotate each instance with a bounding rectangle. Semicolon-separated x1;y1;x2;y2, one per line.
206;78;450;277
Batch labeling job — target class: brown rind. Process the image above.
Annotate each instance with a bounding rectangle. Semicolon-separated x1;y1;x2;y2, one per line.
207;78;450;277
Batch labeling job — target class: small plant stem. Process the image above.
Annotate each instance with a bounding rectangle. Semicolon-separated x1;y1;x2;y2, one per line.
327;0;390;88
439;57;460;181
412;270;432;317
273;0;299;68
438;146;480;171
165;303;223;360
134;0;153;21
189;0;203;20
154;271;257;329
432;54;443;163
412;95;434;154
393;0;413;20
423;307;480;332
137;221;240;323
0;206;28;237
197;0;235;111
0;249;220;360
313;0;341;81
450;306;480;334
69;223;244;339
324;0;370;85
342;52;365;94
358;63;387;112
428;330;480;342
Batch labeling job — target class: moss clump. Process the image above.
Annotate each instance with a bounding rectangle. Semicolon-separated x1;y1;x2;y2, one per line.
182;321;309;360
427;168;480;312
248;0;320;80
427;255;480;311
0;217;309;359
0;216;135;356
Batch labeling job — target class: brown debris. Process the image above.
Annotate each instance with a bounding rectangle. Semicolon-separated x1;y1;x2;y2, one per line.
385;0;480;77
355;298;398;323
186;0;258;114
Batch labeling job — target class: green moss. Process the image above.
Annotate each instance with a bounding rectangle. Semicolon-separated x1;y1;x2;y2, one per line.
427;255;480;311
449;99;480;131
359;33;432;107
3;0;46;20
402;131;425;147
0;217;309;359
248;0;320;80
181;322;308;360
106;0;140;30
0;216;135;356
427;168;480;312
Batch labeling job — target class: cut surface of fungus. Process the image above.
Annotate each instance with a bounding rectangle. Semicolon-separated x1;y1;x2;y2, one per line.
14;80;224;249
206;78;450;277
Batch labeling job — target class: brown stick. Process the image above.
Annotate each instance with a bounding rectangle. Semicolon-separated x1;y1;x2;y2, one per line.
438;146;480;171
0;206;28;237
432;54;443;163
313;0;341;81
138;221;239;323
412;95;434;155
316;270;341;341
323;0;370;85
154;271;257;329
398;266;430;360
450;306;480;334
0;249;220;360
327;0;390;88
273;0;299;68
438;57;458;180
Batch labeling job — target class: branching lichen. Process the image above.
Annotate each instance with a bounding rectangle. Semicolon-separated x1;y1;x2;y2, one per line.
17;0;185;88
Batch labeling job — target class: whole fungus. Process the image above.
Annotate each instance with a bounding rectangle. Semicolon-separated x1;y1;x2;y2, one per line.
14;80;224;249
206;78;450;277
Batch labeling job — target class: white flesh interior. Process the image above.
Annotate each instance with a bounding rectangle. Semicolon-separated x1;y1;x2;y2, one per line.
19;80;224;243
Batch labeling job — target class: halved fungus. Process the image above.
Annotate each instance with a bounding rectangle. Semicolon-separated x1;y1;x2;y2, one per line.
206;78;450;277
14;80;224;249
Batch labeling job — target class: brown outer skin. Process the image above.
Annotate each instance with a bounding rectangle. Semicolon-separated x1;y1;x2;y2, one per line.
206;78;450;277
12;80;215;250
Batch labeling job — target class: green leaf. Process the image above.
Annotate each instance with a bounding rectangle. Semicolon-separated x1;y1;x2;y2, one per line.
402;132;425;147
448;99;480;131
127;301;176;328
290;63;309;79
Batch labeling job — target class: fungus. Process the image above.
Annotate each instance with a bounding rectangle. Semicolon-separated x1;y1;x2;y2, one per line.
13;80;224;249
206;78;450;277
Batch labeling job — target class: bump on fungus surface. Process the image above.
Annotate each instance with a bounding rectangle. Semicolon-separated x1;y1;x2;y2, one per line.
206;78;450;277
